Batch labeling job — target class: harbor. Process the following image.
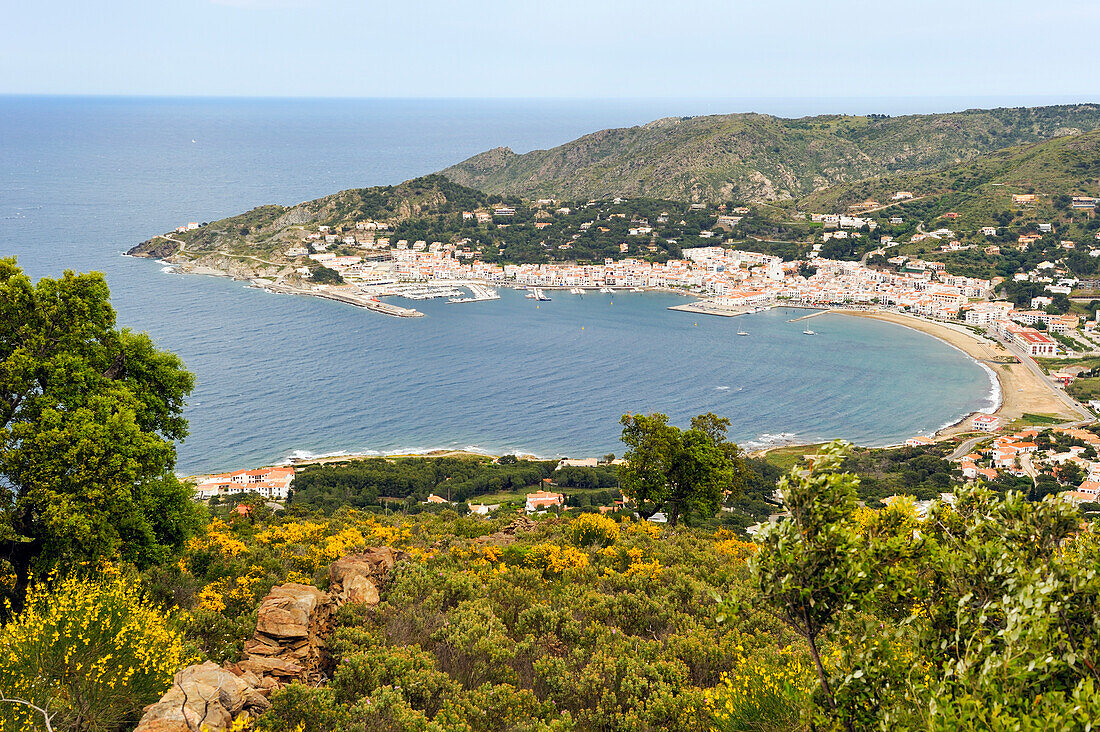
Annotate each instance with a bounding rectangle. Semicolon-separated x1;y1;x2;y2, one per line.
449;283;501;304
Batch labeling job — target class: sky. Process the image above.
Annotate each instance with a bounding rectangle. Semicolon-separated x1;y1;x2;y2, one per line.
2;0;1099;100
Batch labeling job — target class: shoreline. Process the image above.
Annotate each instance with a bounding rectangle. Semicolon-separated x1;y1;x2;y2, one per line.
821;308;1085;440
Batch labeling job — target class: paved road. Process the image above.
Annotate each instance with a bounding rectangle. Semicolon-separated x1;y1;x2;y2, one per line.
948;435;989;461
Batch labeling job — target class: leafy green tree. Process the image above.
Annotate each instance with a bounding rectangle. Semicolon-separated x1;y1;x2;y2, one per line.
749;441;860;726
617;412;745;525
0;259;201;605
311;264;344;284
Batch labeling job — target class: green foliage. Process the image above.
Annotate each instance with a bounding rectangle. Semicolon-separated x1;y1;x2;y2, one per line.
310;264;344;284
442;105;1100;204
0;259;201;609
290;457;559;511
618;412;747;525
748;440;1100;730
750;441;862;720
237;508;788;731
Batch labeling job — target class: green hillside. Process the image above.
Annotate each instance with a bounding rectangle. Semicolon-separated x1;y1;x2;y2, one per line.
797;128;1100;219
128;175;489;260
440;105;1100;203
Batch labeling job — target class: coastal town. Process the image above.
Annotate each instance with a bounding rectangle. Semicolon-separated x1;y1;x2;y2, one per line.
179;187;1100;519
265;200;1098;372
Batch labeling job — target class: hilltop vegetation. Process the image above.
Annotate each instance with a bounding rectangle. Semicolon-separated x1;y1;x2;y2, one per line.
797;128;1100;225
441;105;1100;203
3;262;1100;731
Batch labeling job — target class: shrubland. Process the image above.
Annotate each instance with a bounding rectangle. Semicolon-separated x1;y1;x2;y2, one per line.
2;259;1099;731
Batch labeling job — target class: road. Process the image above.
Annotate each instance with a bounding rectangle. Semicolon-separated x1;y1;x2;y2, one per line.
948;435;989;461
1000;339;1094;421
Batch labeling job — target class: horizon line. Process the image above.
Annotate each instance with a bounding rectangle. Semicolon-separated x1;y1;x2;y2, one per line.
3;92;1100;103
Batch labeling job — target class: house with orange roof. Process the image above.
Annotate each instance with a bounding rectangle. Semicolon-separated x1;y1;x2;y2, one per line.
975;467;998;481
194;465;295;501
525;490;565;513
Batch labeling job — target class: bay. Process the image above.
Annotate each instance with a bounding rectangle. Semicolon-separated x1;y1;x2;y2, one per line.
0;96;994;473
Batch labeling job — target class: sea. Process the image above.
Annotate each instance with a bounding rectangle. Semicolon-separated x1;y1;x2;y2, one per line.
0;95;1002;474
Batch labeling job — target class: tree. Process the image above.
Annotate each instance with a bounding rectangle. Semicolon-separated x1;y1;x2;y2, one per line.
0;259;201;607
617;412;745;526
749;441;860;728
310;264;344;284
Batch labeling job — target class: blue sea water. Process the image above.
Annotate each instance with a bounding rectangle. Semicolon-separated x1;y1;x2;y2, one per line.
0;96;996;473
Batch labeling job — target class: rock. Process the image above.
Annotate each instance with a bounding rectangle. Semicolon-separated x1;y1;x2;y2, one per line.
343;574;380;605
135;661;269;732
240;582;335;688
239;656;304;678
143;546;407;725
328;546;406;604
477;516;538;546
253;583;327;640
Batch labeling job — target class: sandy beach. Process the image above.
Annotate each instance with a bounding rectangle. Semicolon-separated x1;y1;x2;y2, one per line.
830;309;1088;438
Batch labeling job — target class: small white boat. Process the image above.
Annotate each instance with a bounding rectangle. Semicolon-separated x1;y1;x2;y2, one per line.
599;287;614;293
631;287;644;292
570;287;584;295
737;330;749;336
803;329;816;335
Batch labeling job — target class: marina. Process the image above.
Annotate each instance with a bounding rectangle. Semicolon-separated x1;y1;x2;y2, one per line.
449;284;501;304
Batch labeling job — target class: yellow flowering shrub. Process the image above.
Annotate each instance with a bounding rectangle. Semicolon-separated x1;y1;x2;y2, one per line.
186;517;247;558
250;517;414;576
524;543;590;578
0;568;194;731
197;579;228;613
705;646;813;731
598;545;663;579
254;520;328;547
566;513;620;547
623;518;663;538
715;536;758;564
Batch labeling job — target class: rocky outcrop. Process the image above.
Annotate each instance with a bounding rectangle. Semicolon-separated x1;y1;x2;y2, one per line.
328;546;407;605
127;238;179;259
240;583;335;685
135;661;270;732
136;547;407;731
476;516;538;546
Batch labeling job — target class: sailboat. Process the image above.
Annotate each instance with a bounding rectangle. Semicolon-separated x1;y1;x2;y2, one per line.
803;329;816;335
737;329;749;336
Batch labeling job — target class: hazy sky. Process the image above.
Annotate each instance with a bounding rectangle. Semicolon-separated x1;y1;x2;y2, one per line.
3;0;1099;99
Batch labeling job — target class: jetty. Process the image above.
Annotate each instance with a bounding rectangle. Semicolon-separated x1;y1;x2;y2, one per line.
449;283;501;304
788;310;829;322
668;300;768;318
267;283;424;317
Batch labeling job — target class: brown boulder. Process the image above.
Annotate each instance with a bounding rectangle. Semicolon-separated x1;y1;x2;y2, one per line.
240;582;335;687
343;574;380;605
135;661;269;732
253;583;327;640
476;516;538;545
328;547;406;605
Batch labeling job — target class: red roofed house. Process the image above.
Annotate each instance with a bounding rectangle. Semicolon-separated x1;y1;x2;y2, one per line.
195;466;295;501
973;414;1001;432
525;490;565;513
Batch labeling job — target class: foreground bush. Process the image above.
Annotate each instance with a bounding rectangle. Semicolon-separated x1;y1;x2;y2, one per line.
0;568;193;731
